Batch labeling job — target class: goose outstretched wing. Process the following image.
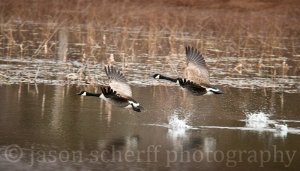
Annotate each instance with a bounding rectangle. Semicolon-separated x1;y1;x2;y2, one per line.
184;46;210;85
105;65;133;98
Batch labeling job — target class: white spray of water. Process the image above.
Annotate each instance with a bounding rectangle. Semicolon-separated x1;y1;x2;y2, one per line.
167;110;192;140
168;114;191;130
144;110;300;139
244;111;290;138
273;123;288;138
274;123;288;138
245;112;270;129
274;123;288;131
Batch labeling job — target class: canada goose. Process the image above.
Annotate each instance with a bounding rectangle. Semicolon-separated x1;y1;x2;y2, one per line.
78;66;143;112
153;46;223;95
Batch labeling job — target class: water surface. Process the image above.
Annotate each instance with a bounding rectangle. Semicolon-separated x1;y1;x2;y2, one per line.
0;84;300;171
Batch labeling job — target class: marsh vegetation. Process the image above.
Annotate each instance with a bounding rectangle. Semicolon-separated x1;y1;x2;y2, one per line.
0;0;299;92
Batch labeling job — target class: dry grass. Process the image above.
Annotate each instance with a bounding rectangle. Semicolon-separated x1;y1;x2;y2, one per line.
0;0;299;63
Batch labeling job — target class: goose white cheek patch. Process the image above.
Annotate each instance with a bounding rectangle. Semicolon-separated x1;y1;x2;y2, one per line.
100;94;107;100
129;101;140;107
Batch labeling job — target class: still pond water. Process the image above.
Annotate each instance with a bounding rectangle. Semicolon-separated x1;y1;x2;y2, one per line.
0;84;300;171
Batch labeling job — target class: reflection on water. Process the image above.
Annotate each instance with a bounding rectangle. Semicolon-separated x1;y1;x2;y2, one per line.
0;84;300;170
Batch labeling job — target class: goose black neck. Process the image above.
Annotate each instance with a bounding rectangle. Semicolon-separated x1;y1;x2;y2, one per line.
86;92;101;97
158;75;177;82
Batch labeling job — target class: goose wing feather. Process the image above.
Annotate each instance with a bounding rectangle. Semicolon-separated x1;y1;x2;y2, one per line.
184;46;210;84
105;65;133;97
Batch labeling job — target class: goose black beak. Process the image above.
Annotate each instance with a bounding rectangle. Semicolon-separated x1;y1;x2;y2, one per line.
139;106;144;110
215;90;224;94
77;91;85;95
132;105;144;112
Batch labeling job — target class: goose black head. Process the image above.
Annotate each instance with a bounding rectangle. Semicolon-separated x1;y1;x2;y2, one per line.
129;101;144;112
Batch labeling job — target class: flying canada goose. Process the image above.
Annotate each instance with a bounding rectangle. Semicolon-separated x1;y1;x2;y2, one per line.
78;66;143;112
153;46;223;95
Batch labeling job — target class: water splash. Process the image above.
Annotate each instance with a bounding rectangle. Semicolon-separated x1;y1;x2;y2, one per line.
245;112;271;129
143;110;299;139
142;109;194;131
274;123;288;131
243;111;292;138
273;123;288;138
167;110;193;139
168;114;191;130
